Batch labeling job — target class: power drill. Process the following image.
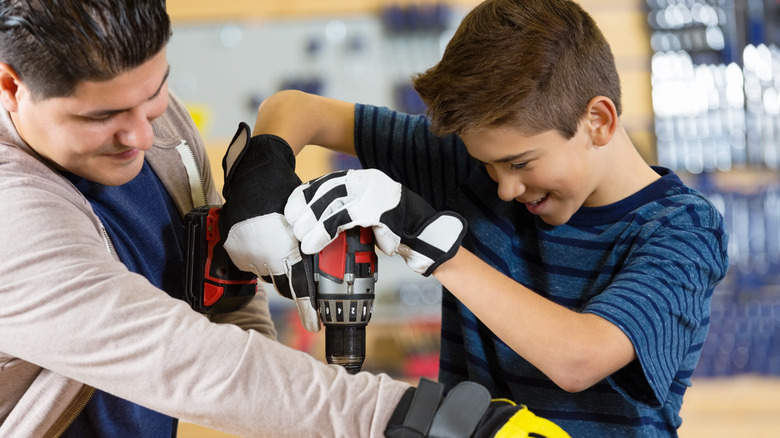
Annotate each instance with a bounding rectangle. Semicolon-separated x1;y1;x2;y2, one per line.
314;227;378;374
183;206;258;314
184;205;378;373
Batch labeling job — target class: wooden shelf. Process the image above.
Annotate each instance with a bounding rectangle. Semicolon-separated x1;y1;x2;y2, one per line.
167;0;481;22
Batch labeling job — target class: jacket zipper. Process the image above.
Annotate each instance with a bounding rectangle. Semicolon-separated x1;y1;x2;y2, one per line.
45;385;95;438
45;227;115;437
175;140;208;207
39;141;203;437
45;210;110;437
101;225;115;255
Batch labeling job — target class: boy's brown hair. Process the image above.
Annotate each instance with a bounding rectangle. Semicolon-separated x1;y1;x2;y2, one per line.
413;0;622;139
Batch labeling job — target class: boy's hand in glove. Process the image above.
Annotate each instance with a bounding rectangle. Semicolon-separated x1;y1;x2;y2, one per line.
386;378;570;438
218;122;320;332
285;169;467;277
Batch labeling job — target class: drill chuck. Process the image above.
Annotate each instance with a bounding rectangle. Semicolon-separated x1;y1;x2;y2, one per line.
315;228;377;374
324;325;366;374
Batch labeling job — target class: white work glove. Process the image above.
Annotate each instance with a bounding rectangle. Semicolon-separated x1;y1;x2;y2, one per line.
285;169;467;276
218;122;320;332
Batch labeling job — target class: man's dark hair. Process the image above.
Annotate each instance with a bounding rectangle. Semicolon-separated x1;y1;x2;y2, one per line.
413;0;622;138
0;0;171;100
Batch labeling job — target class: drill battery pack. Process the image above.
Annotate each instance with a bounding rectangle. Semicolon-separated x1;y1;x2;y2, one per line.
184;206;257;314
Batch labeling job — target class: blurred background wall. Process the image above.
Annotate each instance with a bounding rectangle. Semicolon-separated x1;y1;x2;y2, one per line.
165;1;780;436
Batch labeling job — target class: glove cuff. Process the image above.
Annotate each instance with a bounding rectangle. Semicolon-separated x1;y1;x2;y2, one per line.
221;122;299;199
376;185;468;277
473;403;572;438
418;211;467;276
393;210;467;277
385;378;490;438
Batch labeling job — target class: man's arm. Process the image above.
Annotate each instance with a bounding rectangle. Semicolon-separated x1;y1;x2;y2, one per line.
253;90;357;156
433;247;636;393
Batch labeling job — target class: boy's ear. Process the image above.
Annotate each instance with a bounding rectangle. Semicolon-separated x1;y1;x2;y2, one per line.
585;96;618;146
0;63;23;112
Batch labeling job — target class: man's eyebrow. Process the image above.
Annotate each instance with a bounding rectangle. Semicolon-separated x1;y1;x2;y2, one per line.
82;66;170;118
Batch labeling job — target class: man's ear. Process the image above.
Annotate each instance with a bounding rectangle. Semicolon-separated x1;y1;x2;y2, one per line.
0;63;23;112
585;96;618;146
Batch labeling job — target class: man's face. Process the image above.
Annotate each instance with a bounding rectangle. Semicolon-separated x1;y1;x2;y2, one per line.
461;124;604;226
8;50;170;186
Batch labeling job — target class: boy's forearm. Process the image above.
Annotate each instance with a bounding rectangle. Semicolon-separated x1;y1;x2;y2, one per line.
253;90;357;156
432;247;636;393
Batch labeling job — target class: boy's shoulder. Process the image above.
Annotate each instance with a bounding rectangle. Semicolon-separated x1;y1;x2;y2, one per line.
632;168;726;232
570;167;723;231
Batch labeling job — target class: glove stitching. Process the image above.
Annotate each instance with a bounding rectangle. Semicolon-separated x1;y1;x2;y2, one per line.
265;263;284;298
282;259;297;300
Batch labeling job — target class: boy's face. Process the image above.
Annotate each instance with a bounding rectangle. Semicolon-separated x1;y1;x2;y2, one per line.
5;49;170;186
461;123;604;226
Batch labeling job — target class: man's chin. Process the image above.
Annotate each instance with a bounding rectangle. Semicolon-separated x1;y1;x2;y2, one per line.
90;155;145;186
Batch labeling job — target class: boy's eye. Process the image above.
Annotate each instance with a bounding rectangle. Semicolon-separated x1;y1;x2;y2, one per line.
510;162;527;170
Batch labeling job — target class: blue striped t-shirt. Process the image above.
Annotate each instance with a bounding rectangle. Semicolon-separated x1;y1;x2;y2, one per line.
354;104;729;437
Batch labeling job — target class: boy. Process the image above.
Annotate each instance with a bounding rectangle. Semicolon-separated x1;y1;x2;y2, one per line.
0;1;560;437
253;0;729;436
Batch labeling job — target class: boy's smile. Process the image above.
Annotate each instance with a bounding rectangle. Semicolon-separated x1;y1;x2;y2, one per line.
461;124;601;226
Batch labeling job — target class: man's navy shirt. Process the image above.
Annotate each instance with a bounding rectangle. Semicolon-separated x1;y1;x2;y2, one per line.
61;161;185;438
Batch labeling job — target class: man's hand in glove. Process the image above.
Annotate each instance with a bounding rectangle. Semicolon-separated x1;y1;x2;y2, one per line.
218;122;320;332
285;169;467;277
386;378;570;438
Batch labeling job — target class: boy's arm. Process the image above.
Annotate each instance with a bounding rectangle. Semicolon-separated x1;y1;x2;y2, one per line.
282;163;632;393
433;247;637;393
252;90;357;157
259;92;636;393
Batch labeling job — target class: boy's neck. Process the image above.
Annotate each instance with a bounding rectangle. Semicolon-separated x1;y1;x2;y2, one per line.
592;127;660;206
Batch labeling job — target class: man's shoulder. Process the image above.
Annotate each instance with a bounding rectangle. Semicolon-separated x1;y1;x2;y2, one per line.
152;92;201;149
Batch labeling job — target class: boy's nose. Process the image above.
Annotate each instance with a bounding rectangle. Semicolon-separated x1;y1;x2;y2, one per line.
497;175;525;202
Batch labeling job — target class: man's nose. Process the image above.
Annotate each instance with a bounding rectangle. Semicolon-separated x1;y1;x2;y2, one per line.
115;109;154;150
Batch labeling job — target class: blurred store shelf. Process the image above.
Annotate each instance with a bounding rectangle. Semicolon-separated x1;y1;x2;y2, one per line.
166;0;654;159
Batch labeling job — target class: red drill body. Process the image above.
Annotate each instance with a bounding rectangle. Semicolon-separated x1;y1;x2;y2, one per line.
315;227;377;373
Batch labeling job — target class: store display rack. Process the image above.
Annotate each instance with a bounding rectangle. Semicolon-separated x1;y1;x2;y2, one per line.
647;0;780;376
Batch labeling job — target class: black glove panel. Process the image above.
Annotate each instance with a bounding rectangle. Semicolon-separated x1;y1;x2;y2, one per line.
219;122;320;332
386;378;571;438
